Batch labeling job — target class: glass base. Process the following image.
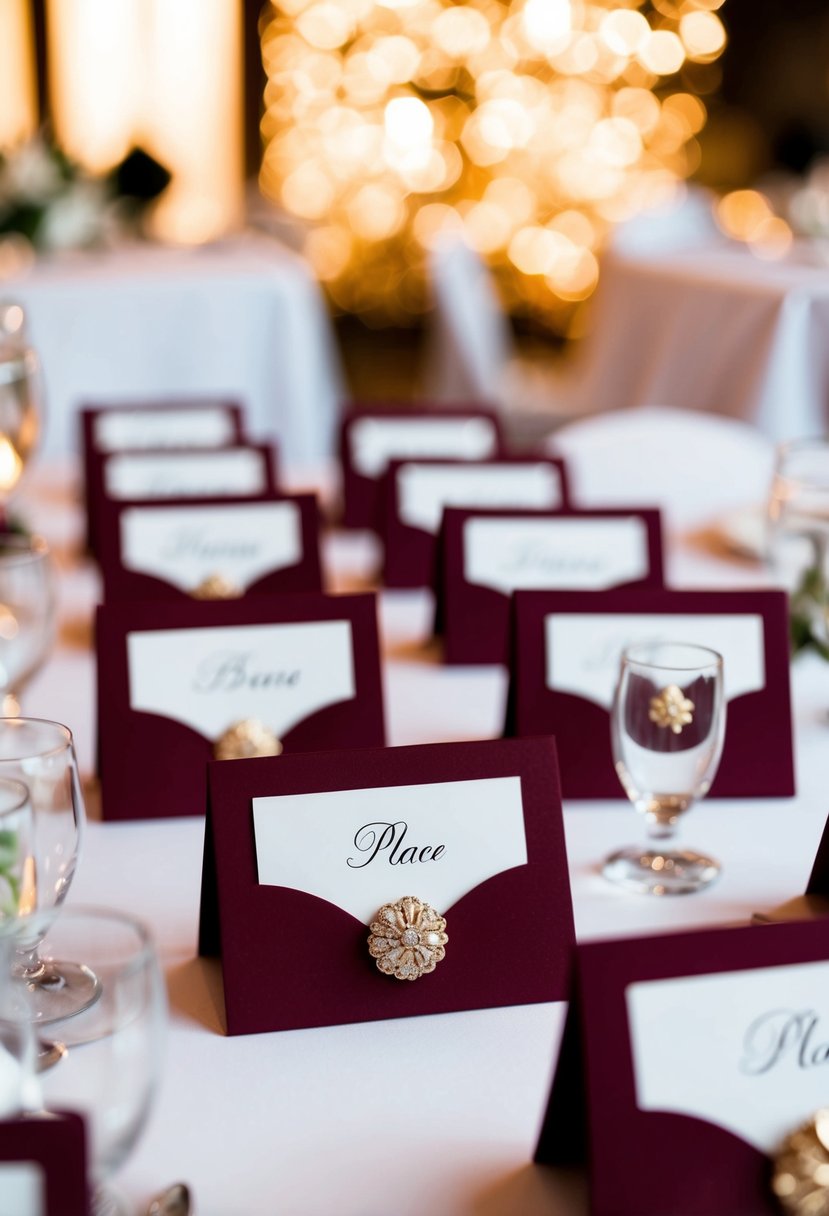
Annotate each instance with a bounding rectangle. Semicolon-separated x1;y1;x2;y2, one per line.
603;846;721;895
20;960;101;1024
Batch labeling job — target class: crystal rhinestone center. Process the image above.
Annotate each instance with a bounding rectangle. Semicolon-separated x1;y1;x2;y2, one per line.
401;928;419;947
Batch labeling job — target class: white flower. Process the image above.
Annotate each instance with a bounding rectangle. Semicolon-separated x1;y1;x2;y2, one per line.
0;139;63;205
37;181;107;251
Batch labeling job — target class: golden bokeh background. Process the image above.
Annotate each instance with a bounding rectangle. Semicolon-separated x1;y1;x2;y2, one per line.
259;0;726;329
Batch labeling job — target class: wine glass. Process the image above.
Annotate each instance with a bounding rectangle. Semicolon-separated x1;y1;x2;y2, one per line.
31;907;167;1216
0;718;99;1022
767;437;829;653
0;535;58;717
602;641;726;895
0;302;42;512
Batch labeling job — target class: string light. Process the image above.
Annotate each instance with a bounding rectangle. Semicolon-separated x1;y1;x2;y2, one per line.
260;0;727;328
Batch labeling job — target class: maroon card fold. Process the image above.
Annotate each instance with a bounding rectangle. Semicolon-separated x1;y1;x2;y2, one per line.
505;588;795;798
198;735;575;1035
0;1111;90;1216
97;492;323;602
382;456;571;589
535;919;829;1216
806;810;829;895
437;507;664;665
84;441;277;557
339;403;504;531
96;593;386;821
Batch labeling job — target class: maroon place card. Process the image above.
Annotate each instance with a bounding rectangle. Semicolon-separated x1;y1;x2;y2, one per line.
535;918;829;1216
505;588;794;798
84;441;277;557
0;1112;90;1216
199;735;575;1035
437;507;664;665
340;403;504;531
382;455;571;589
97;493;322;602
96;592;385;821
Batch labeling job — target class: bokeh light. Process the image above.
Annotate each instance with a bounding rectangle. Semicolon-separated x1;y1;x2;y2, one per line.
260;0;728;328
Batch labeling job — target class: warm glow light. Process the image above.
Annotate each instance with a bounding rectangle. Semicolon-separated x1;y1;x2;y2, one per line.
0;0;37;150
259;0;725;327
47;0;243;243
0;436;23;494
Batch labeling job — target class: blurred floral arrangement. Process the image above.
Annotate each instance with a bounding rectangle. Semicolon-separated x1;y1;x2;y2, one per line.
0;133;170;260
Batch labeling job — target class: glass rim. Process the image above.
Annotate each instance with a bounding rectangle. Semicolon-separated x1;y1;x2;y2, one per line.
0;534;49;566
0;717;74;762
621;640;724;672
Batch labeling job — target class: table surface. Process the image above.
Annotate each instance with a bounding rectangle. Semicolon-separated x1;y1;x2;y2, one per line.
14;433;829;1216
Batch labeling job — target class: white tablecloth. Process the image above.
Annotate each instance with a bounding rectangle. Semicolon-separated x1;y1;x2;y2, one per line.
2;236;346;465
571;245;829;440
14;414;829;1216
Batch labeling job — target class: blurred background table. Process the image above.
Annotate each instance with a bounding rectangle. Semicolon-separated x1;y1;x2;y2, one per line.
12;408;829;1216
569;244;829;440
3;234;346;464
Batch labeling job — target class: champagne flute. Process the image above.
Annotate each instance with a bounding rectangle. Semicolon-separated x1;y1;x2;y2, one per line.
32;908;167;1216
0;535;58;717
603;641;726;895
0;718;99;1022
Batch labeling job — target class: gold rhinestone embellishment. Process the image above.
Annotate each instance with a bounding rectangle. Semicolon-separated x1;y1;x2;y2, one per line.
648;684;695;735
368;896;448;981
214;719;283;761
772;1110;829;1215
192;572;243;600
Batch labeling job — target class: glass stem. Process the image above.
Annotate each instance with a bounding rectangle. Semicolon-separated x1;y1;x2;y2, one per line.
16;945;46;984
644;795;690;840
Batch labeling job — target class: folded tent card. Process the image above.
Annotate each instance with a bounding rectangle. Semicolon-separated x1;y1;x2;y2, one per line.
505;587;795;798
436;506;665;665
535;918;829;1216
339;403;504;530
85;443;278;557
80;399;247;551
97;493;323;602
0;1112;90;1216
382;455;571;588
95;592;386;820
198;735;575;1034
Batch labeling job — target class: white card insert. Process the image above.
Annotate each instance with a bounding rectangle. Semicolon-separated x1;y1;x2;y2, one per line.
627;959;829;1153
0;1163;45;1216
464;516;650;594
120;501;302;592
253;775;528;922
94;406;236;452
350;416;498;477
104;449;267;500
127;620;355;739
398;462;564;535
545;613;765;708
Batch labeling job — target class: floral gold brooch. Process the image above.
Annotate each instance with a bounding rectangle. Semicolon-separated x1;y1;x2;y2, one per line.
772;1110;829;1216
648;684;694;735
192;572;243;600
214;718;283;761
368;896;448;981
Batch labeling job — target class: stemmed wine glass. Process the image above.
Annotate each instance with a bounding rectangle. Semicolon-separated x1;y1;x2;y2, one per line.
602;641;726;895
0;718;99;1022
31;908;167;1216
767;437;829;654
0;535;58;717
0;301;42;515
